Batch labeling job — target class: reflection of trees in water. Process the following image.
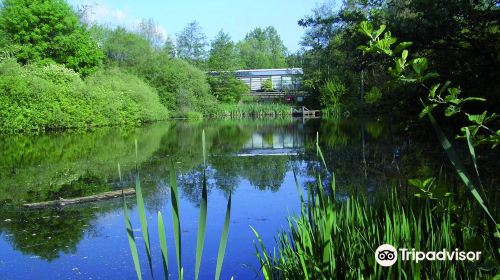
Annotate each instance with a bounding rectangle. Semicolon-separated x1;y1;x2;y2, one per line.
0;123;170;205
0;204;118;261
238;156;288;192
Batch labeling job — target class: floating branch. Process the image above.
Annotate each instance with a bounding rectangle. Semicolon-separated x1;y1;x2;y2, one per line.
23;188;136;209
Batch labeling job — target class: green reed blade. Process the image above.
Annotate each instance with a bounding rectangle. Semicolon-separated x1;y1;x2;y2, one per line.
215;193;232;280
170;169;182;278
158;211;169;279
135;175;153;276
426;111;497;225
124;200;143;280
119;162;142;280
202;130;207;167
195;170;208;280
465;127;482;185
316;132;336;194
118;163;122;182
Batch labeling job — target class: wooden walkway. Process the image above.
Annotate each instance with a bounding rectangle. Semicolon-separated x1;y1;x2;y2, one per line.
292;106;321;118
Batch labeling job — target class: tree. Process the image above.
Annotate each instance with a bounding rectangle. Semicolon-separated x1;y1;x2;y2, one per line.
102;27;153;69
208;74;249;103
0;0;103;76
136;18;166;49
207;30;238;71
237;26;288;69
176;21;207;66
163;35;176;58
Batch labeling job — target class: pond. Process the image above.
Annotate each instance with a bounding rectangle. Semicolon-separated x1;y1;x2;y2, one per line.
0;118;496;279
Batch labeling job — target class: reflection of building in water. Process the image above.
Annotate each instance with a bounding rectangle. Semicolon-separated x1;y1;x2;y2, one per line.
238;130;305;157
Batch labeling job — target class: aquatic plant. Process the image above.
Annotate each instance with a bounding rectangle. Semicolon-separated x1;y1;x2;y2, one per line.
251;137;498;279
209;103;292;118
121;131;232;279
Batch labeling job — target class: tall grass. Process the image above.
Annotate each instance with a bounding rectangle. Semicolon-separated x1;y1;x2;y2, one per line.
210;103;292;118
121;130;233;279
251;136;498;279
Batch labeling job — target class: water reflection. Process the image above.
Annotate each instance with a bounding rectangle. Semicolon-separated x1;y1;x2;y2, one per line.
0;118;496;276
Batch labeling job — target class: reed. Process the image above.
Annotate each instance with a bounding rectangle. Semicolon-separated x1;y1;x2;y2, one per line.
121;130;232;279
251;137;498;279
210;103;292;119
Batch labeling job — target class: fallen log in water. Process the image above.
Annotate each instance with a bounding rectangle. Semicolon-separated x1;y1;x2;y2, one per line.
22;188;136;209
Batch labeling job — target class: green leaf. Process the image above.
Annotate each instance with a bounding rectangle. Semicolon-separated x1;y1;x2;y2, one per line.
373;24;386;40
135;175;153;276
408;179;424;189
445;105;459;117
438;81;451;96
447;87;461;97
411;57;428;75
358;21;373;39
465;127;481;183
195;132;208;280
124;200;142;280
357;45;370;52
426;110;498;230
429;84;440;98
394;42;413;54
419;104;438;118
170;169;182;278
467;111;487;125
401;49;408;61
420;72;439;82
158;211;169;280
462;97;486;103
215;193;232;280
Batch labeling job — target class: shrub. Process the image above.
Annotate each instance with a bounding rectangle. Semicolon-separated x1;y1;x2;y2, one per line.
319;78;346;108
261;78;273;92
0;60;168;133
208;74;249;103
140;58;215;113
85;68;169;125
0;59;93;132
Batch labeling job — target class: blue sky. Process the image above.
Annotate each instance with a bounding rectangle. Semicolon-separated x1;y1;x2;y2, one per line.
68;0;323;52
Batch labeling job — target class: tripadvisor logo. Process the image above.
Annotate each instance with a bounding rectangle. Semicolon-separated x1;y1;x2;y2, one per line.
375;244;482;267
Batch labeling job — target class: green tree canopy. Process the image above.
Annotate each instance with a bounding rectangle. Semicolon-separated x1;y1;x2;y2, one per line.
176;21;207;66
101;26;153;69
237;26;288;69
0;0;103;75
207;30;239;71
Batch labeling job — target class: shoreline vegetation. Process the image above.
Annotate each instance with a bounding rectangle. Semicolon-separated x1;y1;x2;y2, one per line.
1;0;499;279
0;0;295;135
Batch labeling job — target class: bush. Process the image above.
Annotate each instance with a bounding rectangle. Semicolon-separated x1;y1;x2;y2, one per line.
261;78;273;92
85;68;168;125
0;59;93;132
0;60;168;133
139;58;216;113
319;77;347;110
208;74;249;103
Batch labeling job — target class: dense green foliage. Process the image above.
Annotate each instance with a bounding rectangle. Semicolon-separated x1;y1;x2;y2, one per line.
208;74;249;103
298;0;500;121
0;0;296;133
237;27;288;69
176;21;208;67
207;30;239;71
0;59;168;132
0;0;103;76
254;185;496;279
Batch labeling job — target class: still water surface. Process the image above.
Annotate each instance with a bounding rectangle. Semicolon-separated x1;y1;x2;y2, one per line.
0;118;474;279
